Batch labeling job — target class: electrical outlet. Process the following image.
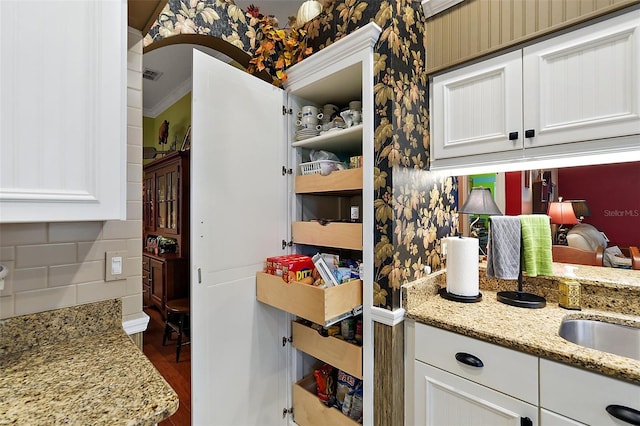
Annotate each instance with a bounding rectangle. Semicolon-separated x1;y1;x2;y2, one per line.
105;251;126;281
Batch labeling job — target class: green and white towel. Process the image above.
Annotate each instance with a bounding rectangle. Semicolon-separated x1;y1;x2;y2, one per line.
519;214;553;277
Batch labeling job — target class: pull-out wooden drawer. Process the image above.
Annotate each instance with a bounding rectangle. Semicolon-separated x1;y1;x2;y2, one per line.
256;272;362;326
295;168;362;194
414;323;538;405
293;374;360;426
293;321;362;379
292;221;362;250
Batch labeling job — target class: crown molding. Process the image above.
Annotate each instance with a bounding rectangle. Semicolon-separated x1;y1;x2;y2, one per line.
421;0;465;19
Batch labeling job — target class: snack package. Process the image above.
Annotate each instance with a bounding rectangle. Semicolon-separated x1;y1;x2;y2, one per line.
335;370;361;410
314;364;335;403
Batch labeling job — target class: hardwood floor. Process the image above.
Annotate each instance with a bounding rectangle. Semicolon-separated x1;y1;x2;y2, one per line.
143;307;191;426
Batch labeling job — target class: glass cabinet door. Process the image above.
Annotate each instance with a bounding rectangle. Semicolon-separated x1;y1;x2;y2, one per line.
155;165;179;235
143;174;155;231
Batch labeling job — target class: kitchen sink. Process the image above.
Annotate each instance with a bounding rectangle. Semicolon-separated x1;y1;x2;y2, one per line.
559;318;640;361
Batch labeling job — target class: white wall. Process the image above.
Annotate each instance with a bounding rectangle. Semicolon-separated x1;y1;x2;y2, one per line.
0;28;144;323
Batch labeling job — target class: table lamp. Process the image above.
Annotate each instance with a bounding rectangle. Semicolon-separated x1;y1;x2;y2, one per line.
567;199;591;222
547;198;578;245
459;187;503;254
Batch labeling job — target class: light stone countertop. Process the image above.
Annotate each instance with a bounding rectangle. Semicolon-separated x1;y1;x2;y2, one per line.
0;299;178;425
403;265;640;385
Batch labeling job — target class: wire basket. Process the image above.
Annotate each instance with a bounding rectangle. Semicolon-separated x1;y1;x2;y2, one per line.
299;160;341;176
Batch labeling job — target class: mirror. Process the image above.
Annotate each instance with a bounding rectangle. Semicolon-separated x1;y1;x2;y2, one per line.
456;161;640;273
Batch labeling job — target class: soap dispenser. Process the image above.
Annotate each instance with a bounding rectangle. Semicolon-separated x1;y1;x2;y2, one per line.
558;266;581;310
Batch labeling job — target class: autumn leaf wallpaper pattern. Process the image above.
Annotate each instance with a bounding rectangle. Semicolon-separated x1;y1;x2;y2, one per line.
144;0;459;310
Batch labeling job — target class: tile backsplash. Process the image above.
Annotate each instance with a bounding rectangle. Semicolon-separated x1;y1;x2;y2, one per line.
0;29;144;322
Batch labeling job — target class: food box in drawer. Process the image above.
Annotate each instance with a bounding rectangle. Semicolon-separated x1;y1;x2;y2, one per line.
256;272;362;325
293;321;362;379
293;374;360;426
295;168;363;194
292;221;362;250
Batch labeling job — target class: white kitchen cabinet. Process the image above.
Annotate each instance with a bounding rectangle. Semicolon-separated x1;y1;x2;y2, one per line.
190;23;380;425
430;7;640;172
0;0;126;222
540;359;640;426
540;409;585;426
411;323;538;426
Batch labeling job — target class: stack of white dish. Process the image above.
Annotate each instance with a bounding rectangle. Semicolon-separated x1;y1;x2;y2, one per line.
295;105;322;141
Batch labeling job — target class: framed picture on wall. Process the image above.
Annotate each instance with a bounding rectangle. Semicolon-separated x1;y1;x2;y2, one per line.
180;125;191;151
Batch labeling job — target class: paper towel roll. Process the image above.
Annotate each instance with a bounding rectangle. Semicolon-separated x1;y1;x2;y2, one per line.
446;237;479;296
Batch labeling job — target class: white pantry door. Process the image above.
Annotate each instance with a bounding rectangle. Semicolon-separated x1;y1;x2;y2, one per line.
191;50;289;425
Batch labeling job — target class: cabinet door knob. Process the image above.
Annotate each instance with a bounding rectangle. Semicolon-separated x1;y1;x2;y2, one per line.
606;404;640;425
520;417;533;426
455;352;484;368
508;131;519;140
525;129;535;138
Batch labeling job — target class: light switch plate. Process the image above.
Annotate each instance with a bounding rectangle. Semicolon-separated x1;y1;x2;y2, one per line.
105;251;126;281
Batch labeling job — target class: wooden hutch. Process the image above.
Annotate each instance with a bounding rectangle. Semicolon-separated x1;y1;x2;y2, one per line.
142;150;190;317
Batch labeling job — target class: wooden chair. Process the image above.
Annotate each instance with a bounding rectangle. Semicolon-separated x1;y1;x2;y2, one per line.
630;246;640;270
162;298;190;362
552;245;604;266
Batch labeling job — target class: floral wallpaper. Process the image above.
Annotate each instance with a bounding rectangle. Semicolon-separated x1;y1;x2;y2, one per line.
144;0;459;311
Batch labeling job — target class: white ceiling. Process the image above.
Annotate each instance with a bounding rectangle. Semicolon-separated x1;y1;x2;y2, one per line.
143;1;301;117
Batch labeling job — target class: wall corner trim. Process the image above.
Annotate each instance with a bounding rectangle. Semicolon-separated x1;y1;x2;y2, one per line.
421;0;464;19
123;312;150;335
371;306;405;326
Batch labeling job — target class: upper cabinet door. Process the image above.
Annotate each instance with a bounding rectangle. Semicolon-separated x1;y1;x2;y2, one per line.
523;8;640;149
431;50;523;160
0;0;126;223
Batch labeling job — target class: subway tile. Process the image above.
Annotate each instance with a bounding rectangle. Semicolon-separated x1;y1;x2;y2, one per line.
126;238;142;254
125;275;142;295
128;163;142;183
76;280;126;305
127;105;142;128
0;295;15;319
16;243;77;268
0;247;15;262
128;125;143;146
10;267;47;293
127;181;142;202
78;240;127;262
102;220;142;240
0;223;47;245
127;201;143;221
121;293;143;317
49;222;103;243
128;87;142;109
14;286;76;316
127;143;142;165
127;68;142;91
49;261;104;287
125;256;141;278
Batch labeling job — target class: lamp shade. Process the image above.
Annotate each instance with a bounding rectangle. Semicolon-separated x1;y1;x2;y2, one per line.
568;199;591;219
459;187;503;216
547;201;578;225
297;0;322;25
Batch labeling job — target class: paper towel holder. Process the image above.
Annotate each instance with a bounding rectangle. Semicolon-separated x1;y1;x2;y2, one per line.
439;287;482;303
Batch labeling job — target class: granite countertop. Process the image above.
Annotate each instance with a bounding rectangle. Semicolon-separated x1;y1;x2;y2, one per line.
0;299;178;425
403;265;640;386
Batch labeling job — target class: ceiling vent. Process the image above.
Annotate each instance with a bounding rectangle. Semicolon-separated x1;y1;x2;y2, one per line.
143;68;163;81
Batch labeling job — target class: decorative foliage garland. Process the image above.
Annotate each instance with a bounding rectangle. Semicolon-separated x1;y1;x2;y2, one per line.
244;4;313;87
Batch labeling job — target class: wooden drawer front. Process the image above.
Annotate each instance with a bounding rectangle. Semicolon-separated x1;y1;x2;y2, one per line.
292;321;362;379
540;359;640;426
142;255;150;271
256;272;362;326
292;221;362;250
295;168;362;194
414;323;538;404
293;375;360;426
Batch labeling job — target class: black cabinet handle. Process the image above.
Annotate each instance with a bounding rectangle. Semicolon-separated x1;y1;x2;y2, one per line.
606;405;640;425
455;352;484;368
520;417;533;426
508;131;518;140
525;129;535;138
